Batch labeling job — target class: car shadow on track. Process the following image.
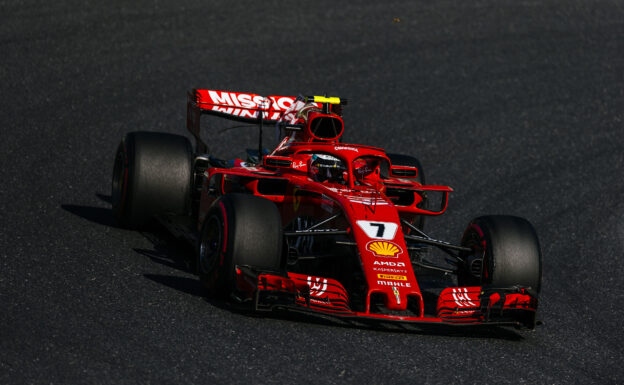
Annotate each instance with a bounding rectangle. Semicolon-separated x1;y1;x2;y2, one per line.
227;305;527;341
277;305;526;340
61;204;122;228
143;274;204;297
133;245;195;274
61;193;120;228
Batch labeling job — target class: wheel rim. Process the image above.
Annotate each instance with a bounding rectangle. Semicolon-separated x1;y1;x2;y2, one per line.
199;215;222;274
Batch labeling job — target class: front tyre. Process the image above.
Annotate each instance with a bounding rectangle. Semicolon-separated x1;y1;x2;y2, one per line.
458;215;542;293
197;194;283;298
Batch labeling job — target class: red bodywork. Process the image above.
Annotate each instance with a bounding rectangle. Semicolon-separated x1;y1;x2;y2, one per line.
188;89;538;328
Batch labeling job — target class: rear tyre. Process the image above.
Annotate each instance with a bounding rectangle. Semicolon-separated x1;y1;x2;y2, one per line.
387;153;427;230
458;215;542;293
112;131;192;229
197;193;283;297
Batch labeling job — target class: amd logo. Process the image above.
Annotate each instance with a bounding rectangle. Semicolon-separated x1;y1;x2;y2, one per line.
373;261;405;267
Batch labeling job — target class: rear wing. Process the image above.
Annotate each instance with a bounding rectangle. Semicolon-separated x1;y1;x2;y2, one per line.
187;89;346;154
187;89;299;153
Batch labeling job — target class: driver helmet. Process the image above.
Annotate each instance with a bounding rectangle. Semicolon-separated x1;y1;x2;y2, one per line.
308;154;346;183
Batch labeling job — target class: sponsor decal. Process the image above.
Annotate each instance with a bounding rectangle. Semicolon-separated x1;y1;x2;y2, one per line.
356;220;398;240
377;280;411;287
373;267;407;274
206;91;295;111
451;288;477;307
392;287;401;304
209;106;283;121
334;146;358;152
307;276;328;297
373;260;406;267
367;240;402;258
292;160;307;170
200;91;302;121
208;91;266;109
377;274;407;281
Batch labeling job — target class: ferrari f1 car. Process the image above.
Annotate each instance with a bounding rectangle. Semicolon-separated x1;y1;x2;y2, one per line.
112;90;542;329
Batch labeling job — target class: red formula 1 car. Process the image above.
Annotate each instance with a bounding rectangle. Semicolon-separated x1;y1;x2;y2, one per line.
112;90;542;329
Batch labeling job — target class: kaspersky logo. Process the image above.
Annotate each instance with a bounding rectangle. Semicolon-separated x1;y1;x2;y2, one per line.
367;240;402;258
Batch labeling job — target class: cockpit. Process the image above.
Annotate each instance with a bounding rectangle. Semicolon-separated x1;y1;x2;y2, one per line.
304;153;389;186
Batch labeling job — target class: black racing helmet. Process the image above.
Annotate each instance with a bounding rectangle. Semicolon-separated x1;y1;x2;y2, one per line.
308;154;346;184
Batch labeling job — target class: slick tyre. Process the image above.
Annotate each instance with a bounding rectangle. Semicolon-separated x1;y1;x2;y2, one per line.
387;153;427;230
458;215;542;293
197;193;283;298
112;131;192;229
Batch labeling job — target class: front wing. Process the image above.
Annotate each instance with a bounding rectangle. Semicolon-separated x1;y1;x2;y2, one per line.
234;266;539;329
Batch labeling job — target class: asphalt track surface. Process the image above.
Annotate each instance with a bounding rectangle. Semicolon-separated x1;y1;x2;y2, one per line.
2;1;624;384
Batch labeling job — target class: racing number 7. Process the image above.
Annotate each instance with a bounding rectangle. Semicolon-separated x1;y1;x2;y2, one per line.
370;222;385;238
356;220;398;240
